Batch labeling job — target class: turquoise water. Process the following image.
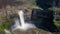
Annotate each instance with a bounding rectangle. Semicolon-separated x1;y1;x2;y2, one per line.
4;29;11;34
5;32;10;34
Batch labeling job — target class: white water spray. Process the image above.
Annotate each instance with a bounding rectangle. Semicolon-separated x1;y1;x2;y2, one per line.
18;10;25;26
11;10;36;31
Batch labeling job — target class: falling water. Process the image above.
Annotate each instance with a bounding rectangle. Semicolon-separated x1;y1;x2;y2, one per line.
11;10;36;31
18;10;25;26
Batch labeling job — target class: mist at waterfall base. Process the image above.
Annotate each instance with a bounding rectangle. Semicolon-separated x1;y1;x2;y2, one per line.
11;10;36;31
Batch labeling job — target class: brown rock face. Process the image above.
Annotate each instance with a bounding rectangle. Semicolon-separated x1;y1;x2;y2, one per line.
12;28;53;34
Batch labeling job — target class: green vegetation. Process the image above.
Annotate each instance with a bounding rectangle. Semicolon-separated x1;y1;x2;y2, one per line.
26;0;36;6
0;13;17;34
0;28;5;34
0;21;11;28
48;7;60;11
54;20;60;26
0;16;4;19
2;21;12;29
0;24;4;34
0;18;13;34
0;21;12;34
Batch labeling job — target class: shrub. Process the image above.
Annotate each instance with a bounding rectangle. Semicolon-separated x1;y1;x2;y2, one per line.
54;20;60;26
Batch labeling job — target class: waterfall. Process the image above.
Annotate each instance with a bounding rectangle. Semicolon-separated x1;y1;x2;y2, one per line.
18;10;25;26
11;10;36;31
